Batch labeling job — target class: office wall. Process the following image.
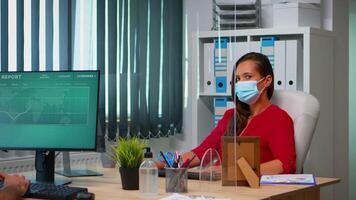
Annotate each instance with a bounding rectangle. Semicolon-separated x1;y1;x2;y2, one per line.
349;1;356;199
332;0;349;200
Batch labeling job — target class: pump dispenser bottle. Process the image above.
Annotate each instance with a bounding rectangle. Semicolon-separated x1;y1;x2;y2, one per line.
139;147;158;195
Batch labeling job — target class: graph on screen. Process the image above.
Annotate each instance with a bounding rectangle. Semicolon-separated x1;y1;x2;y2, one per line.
0;87;90;125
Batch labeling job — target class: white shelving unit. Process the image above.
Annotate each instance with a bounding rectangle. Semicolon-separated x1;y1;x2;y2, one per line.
186;27;334;174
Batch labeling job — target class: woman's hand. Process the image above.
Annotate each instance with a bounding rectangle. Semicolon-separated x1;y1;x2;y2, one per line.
0;172;30;199
260;159;284;175
180;152;200;168
155;151;200;169
155;160;166;169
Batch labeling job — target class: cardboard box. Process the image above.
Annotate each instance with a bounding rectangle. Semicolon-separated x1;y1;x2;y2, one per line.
273;2;321;28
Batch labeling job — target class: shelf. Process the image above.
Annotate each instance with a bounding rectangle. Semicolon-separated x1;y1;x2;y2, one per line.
199;92;230;97
193;27;334;39
189;27;335;157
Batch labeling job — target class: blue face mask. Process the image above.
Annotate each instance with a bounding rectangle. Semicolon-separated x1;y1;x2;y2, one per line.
235;78;265;105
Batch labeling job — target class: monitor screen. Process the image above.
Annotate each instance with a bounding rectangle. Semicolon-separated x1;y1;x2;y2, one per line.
0;71;99;151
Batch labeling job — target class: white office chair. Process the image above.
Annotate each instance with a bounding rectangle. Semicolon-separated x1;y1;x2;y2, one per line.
271;90;320;173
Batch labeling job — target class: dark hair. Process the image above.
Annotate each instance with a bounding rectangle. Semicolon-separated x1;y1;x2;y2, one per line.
226;52;274;136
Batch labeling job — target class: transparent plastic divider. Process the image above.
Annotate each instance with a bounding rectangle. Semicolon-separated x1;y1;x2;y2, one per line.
198;148;222;198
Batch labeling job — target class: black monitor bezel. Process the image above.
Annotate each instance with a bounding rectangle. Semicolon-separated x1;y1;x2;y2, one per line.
0;70;100;151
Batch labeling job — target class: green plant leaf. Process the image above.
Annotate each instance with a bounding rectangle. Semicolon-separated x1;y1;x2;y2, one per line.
106;137;147;168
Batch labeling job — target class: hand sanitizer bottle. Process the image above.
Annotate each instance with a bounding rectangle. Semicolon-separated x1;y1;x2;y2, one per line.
139;147;158;195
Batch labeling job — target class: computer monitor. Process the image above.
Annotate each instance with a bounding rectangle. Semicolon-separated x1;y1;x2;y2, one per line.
0;70;99;185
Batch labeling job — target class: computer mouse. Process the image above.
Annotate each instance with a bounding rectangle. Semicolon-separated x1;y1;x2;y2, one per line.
76;191;95;200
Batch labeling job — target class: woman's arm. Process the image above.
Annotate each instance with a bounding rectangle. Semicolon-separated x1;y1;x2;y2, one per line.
267;112;296;174
155;151;200;169
179;155;283;174
160;152;284;175
155;110;234;169
180;151;200;168
260;159;284;175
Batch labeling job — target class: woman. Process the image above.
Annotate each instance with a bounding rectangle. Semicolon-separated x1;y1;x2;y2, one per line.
159;52;296;175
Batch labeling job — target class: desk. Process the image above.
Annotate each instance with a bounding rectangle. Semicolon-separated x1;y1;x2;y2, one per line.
59;168;339;200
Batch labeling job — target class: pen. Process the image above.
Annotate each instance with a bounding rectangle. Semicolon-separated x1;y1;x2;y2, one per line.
172;155;197;187
181;159;189;168
160;151;172;168
177;155;181;168
172;154;182;168
181;154;196;168
174;151;178;159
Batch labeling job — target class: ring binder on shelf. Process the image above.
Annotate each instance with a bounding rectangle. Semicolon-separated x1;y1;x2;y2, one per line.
286;40;302;90
214;98;235;127
261;37;276;69
214;38;228;93
274;40;286;89
204;43;216;94
214;97;227;127
227;41;250;93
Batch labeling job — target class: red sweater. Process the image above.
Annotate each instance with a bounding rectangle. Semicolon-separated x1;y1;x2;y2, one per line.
192;104;296;174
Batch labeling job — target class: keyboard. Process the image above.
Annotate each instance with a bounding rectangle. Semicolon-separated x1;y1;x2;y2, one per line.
158;168;221;181
0;181;88;200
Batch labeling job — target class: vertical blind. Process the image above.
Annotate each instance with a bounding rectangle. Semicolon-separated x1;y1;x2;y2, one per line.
106;0;183;140
0;0;76;72
0;0;183;154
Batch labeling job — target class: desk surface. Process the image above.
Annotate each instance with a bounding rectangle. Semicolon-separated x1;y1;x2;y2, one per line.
61;168;339;200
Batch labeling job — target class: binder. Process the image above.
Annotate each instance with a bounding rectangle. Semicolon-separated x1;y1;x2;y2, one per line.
261;37;276;69
227;42;237;94
204;43;215;94
227;101;235;110
236;42;250;62
249;41;261;53
286;40;302;90
214;38;228;93
227;42;250;93
214;97;227;127
274;40;286;89
213;98;235;128
250;37;287;90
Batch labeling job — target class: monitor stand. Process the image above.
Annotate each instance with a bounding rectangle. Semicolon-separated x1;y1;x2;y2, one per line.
34;151;71;185
55;152;103;177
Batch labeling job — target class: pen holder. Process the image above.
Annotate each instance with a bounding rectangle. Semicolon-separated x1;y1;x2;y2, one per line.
165;168;188;193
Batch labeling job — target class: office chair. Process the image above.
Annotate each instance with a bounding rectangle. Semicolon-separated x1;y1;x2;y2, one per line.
271;90;320;173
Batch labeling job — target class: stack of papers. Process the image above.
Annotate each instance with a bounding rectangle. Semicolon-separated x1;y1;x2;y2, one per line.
260;174;316;185
213;0;261;30
160;193;230;200
272;0;320;4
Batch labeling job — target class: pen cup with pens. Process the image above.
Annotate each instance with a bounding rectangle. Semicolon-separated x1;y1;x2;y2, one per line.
158;151;196;193
165;167;188;193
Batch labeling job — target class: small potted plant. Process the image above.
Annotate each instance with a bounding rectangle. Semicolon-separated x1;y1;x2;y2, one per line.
108;137;146;190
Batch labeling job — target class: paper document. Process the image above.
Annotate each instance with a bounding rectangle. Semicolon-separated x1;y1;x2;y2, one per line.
160;193;230;200
260;174;316;185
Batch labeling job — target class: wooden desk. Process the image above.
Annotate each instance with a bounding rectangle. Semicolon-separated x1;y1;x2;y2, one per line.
65;168;339;200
